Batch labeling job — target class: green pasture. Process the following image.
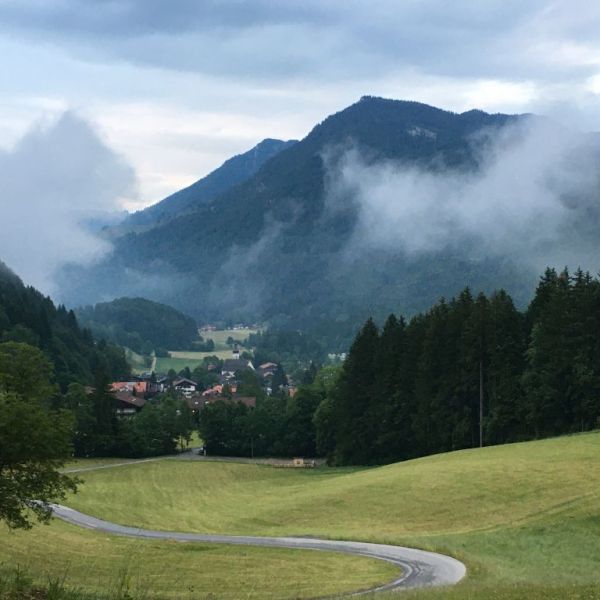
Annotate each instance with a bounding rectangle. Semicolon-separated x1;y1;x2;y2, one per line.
206;328;259;350
154;355;206;373
157;328;259;372
63;431;600;599
125;329;259;375
0;519;395;599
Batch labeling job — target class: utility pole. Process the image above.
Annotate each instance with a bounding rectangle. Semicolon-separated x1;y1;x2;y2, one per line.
479;358;484;448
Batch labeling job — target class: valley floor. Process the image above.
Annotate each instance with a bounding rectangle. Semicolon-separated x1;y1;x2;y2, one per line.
2;432;600;599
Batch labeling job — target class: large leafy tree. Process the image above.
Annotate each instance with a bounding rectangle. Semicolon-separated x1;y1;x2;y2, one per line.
0;342;78;529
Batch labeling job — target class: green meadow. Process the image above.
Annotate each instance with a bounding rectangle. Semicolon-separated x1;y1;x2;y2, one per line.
206;328;259;349
2;431;599;598
153;354;206;373
153;328;259;373
0;520;395;599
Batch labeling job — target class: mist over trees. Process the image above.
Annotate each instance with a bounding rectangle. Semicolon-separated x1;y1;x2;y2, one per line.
57;98;600;358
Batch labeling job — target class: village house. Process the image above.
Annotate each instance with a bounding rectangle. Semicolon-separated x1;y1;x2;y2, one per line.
257;362;278;380
173;377;198;397
111;381;147;396
221;358;254;380
202;383;238;397
112;390;146;417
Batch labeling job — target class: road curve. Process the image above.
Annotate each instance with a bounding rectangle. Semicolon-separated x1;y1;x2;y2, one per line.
50;504;466;595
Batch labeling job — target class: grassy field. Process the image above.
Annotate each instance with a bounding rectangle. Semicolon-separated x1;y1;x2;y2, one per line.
154;355;206;373
154;329;260;373
169;350;232;360
0;520;396;599
60;432;600;599
125;330;259;375
206;328;259;350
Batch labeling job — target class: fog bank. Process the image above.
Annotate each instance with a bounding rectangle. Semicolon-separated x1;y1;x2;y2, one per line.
327;120;600;273
0;112;137;293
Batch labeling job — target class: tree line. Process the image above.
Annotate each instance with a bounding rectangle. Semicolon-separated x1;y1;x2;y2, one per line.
199;366;336;457
322;267;600;464
201;268;600;465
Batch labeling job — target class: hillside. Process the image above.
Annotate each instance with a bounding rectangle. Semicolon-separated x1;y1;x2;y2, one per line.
122;137;297;230
2;432;598;598
0;260;130;388
58;97;598;345
76;296;199;354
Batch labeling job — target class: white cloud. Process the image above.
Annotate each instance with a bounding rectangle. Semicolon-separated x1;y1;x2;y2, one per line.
327;118;600;272
0;112;137;292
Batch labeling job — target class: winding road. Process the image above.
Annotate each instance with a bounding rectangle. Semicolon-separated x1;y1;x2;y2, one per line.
51;503;466;595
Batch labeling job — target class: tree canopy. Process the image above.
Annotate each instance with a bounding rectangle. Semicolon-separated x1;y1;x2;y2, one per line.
0;342;78;529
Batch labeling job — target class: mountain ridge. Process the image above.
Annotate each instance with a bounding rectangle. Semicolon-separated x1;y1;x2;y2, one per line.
122;137;297;232
58;96;595;346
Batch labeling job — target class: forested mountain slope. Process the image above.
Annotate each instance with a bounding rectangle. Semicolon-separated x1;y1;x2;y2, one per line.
58;97;600;346
123;138;296;230
0;260;129;388
76;296;199;354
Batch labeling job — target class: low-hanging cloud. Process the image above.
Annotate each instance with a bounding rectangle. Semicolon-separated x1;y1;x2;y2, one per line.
0;111;137;293
326;119;600;273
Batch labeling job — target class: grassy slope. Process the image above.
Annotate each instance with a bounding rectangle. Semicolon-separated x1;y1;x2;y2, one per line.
0;520;395;599
125;330;258;374
155;329;259;372
154;355;206;373
207;329;258;349
156;329;257;373
65;432;600;599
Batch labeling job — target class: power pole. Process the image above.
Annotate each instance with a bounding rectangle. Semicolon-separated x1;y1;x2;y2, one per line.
479;358;484;448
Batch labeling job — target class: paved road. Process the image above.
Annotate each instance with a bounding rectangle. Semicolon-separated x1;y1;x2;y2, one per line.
62;457;163;474
50;504;466;595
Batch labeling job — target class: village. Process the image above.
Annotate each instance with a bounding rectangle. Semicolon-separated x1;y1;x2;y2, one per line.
110;343;297;419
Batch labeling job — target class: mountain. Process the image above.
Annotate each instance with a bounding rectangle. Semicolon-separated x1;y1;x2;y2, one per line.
76;297;199;354
122;138;297;231
58;97;599;347
0;260;130;388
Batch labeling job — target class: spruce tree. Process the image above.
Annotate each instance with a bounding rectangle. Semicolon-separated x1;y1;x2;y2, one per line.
333;318;379;464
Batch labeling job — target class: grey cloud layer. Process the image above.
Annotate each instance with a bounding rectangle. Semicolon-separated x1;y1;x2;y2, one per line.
1;0;598;82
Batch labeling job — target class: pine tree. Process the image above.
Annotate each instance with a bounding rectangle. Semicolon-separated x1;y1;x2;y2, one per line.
485;290;526;443
333;318;379;464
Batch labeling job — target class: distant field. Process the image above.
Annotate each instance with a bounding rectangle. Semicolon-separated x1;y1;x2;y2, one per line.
154;329;259;373
63;431;600;599
123;330;259;375
154;355;205;373
206;328;259;350
169;350;233;360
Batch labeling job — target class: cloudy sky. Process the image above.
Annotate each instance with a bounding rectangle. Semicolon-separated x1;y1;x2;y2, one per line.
2;0;600;211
